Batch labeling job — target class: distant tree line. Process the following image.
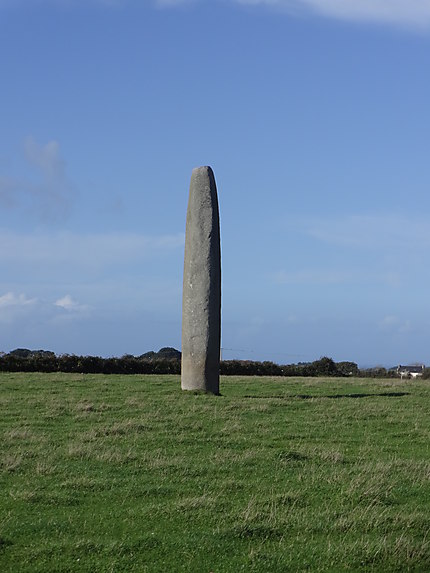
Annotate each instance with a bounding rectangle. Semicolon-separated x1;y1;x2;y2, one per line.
0;349;399;378
0;348;181;375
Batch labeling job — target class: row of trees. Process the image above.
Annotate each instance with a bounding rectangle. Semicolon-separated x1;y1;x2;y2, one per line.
0;353;181;375
0;350;398;378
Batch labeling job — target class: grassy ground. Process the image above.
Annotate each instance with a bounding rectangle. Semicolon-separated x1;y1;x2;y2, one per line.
1;373;429;572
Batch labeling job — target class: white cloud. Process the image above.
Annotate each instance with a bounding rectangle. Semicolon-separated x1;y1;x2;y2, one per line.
0;292;36;308
153;0;430;30
54;294;88;312
0;290;92;327
306;0;430;28
0;292;37;324
235;0;430;29
52;294;92;322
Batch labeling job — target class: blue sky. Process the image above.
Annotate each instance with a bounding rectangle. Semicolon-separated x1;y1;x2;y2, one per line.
1;0;430;366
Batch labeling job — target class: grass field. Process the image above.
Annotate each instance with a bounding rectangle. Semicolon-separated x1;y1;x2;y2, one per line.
1;373;429;572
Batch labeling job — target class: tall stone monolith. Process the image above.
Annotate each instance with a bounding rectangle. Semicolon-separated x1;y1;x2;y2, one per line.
181;166;221;394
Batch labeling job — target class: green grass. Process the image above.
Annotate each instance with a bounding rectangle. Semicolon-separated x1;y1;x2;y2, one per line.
1;373;429;572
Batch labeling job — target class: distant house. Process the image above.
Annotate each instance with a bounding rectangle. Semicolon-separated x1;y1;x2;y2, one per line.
397;364;425;379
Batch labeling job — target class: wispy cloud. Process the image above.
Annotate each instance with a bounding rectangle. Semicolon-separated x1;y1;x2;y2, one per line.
153;0;430;30
0;230;185;269
0;136;74;221
235;0;430;29
304;214;430;251
0;290;91;327
54;294;89;312
272;268;401;286
273;269;355;285
274;213;429;288
378;314;412;333
24;137;64;179
0;292;36;309
52;294;92;323
0;229;184;327
0;177;19;208
2;0;430;30
0;0;124;6
154;0;195;6
0;292;37;324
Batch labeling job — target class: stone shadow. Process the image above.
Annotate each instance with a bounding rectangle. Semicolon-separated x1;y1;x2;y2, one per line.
243;392;410;400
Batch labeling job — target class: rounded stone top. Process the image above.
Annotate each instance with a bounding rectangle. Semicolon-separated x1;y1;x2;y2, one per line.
192;165;213;175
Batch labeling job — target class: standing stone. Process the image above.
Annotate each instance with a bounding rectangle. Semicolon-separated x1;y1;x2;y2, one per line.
181;166;221;394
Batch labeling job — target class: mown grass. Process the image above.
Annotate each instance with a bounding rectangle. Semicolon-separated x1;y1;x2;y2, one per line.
1;373;429;572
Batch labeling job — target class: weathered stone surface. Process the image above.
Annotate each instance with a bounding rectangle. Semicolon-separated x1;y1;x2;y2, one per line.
181;166;221;394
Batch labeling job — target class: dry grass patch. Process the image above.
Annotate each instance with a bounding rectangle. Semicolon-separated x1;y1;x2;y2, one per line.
1;453;23;473
93;419;149;437
4;428;34;441
175;493;219;512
